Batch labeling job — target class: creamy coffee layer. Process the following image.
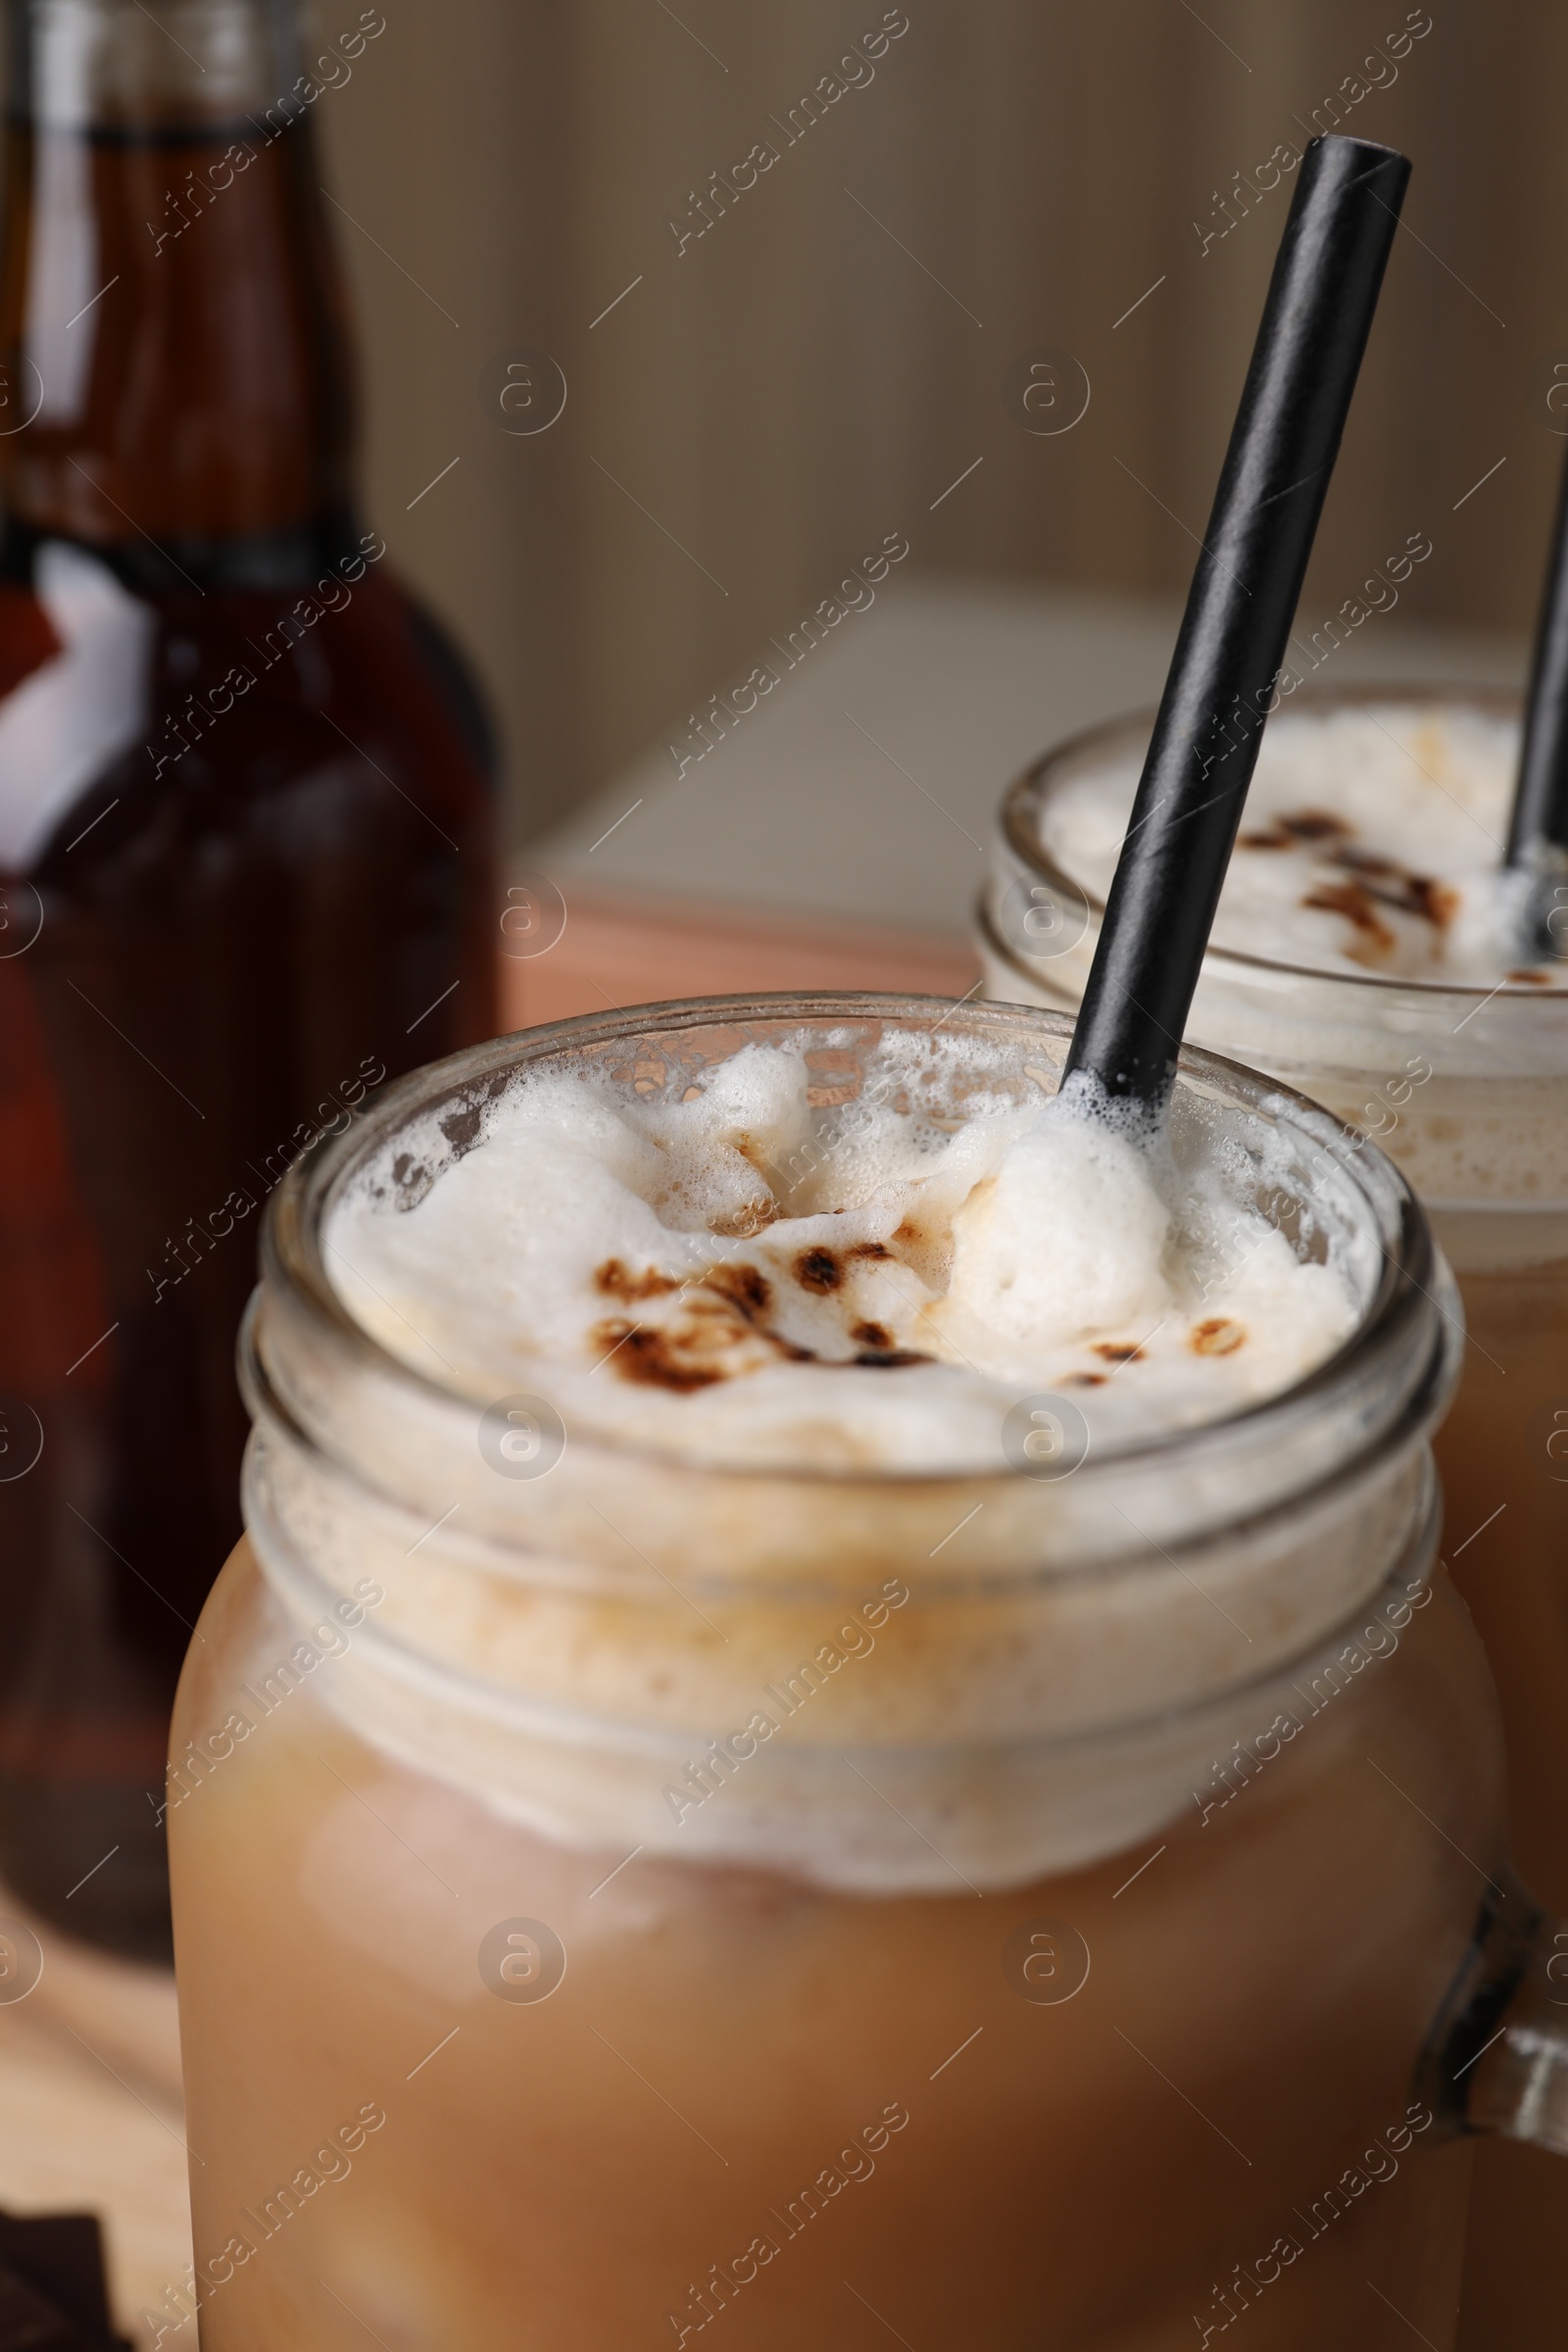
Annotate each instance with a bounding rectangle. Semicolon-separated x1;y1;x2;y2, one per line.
322;1036;1357;1473
1042;704;1564;985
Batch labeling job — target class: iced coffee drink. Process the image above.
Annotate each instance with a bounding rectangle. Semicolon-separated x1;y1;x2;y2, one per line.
981;698;1568;2340
168;996;1564;2350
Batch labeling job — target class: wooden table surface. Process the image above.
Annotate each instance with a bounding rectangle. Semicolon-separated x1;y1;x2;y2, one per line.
1;1898;187;2346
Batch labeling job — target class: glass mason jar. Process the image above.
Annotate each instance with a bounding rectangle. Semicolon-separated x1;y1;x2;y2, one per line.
169;995;1567;2352
978;693;1568;2342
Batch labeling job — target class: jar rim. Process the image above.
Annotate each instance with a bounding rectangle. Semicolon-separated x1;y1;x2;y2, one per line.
256;989;1449;1497
244;1431;1444;1765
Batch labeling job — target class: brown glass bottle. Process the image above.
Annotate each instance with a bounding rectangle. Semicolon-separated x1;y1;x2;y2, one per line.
0;0;495;1960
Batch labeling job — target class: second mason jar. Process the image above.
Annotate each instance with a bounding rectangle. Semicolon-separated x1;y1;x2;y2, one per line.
979;692;1568;2347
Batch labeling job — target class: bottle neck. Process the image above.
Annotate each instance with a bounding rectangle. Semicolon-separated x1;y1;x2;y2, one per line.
0;0;362;579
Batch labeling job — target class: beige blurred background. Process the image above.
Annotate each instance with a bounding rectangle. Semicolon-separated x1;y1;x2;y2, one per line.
313;0;1561;848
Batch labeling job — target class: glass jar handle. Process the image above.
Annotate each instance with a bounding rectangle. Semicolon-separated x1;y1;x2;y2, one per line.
1422;1881;1568;2153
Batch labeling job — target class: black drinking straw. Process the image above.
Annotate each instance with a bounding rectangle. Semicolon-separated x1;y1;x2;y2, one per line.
1506;443;1568;903
1063;135;1411;1109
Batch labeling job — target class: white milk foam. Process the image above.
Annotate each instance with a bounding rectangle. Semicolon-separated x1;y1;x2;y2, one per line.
240;1035;1423;1893
1043;704;1565;985
323;1038;1355;1473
